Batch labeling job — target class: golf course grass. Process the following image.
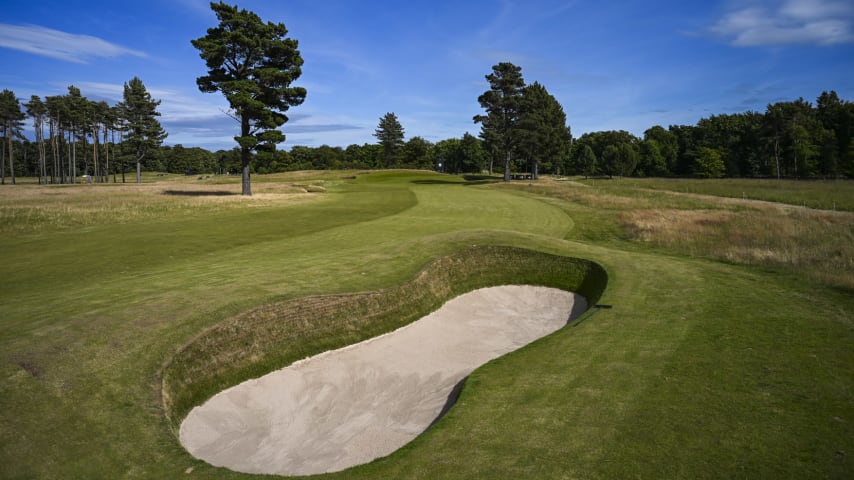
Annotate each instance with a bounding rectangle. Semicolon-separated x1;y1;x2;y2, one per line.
1;170;852;479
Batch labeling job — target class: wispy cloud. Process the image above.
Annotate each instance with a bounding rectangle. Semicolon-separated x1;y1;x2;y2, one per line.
286;123;362;134
0;23;147;63
709;0;854;46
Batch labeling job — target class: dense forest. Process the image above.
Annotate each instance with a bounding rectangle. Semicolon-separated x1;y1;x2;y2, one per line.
572;90;854;179
1;82;852;181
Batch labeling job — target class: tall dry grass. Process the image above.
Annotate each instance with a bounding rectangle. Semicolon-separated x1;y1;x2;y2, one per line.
0;182;321;235
504;178;853;291
620;206;854;290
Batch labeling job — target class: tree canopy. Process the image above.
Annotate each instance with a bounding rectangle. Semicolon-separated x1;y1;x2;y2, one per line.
374;112;405;167
191;1;306;195
0;89;25;185
474;62;526;181
118;76;166;184
516;81;571;178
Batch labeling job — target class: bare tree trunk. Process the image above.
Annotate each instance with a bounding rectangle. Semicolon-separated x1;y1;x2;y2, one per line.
241;116;252;196
56;126;63;183
102;126;109;183
50;119;58;184
1;126;6;185
110;129;116;183
36;118;46;184
7;123;15;185
92;126;99;183
503;150;511;182
66;131;72;184
136;149;142;184
72;130;78;183
774;135;781;180
120;130;126;184
82;134;89;181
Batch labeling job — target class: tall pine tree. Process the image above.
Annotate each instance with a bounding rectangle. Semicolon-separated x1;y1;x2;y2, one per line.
0;89;25;185
192;1;306;196
516;81;570;179
117;77;166;184
474;62;526;181
374;112;405;167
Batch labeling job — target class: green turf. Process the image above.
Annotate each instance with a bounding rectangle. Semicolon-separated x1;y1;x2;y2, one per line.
1;170;851;479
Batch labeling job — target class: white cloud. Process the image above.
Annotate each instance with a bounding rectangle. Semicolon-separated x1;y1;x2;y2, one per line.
709;0;854;46
0;23;147;63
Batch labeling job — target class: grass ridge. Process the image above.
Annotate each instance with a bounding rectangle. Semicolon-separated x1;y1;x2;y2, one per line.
160;245;607;431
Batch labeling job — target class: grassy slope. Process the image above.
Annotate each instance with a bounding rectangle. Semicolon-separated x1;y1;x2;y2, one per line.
1;171;851;479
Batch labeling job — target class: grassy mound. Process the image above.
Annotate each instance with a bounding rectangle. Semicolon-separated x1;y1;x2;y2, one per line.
161;246;607;430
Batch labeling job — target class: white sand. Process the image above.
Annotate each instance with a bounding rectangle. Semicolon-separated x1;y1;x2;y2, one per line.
179;285;587;476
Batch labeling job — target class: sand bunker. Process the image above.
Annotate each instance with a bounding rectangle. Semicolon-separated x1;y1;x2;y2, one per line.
179;285;587;475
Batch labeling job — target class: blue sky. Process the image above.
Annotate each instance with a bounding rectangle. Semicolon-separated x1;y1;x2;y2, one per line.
1;0;853;151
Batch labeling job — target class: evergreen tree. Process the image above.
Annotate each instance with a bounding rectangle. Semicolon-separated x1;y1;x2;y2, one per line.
64;86;87;182
459;133;486;173
117;77;166;184
817;90;854;177
576;144;597;178
516;81;571;179
24;95;48;184
0;89;25;185
474;62;526;181
373;112;405;167
192;1;306;196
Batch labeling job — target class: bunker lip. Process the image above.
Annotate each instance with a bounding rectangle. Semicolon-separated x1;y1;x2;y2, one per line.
179;285;588;476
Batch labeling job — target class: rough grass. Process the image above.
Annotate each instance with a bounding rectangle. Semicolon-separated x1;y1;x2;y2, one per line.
620;207;854;289
605;177;854;211
1;171;852;479
0;181;322;235
506;178;854;291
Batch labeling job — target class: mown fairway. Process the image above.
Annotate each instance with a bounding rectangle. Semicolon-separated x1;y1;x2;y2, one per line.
1;171;852;479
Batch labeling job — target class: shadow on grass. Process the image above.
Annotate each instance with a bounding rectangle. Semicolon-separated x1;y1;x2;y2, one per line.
162;190;237;197
426;376;468;431
412;175;502;186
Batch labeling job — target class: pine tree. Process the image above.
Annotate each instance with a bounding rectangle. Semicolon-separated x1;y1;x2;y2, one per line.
117;77;166;184
192;1;306;196
474;62;526;181
516;82;570;179
0;89;26;185
24;95;48;184
373;112;405;167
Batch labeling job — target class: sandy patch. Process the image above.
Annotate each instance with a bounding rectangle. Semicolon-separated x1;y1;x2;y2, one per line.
179;285;587;475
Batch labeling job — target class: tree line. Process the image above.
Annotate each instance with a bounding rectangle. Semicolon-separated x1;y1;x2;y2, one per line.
0;78;165;185
4;87;851;181
570;90;854;179
3;0;852;186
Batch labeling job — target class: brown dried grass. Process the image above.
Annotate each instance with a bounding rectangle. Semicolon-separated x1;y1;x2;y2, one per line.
621;207;854;289
0;182;321;235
